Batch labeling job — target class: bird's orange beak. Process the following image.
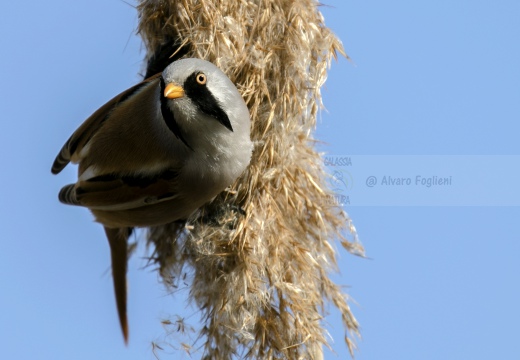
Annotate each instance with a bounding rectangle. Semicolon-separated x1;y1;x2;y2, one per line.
164;83;184;99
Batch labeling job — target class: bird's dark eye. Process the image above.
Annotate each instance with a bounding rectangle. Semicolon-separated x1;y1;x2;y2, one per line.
196;73;207;85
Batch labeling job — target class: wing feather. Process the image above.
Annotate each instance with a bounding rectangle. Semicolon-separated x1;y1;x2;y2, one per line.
57;168;179;211
51;73;162;174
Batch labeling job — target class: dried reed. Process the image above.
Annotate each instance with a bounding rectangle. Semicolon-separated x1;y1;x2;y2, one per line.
137;1;363;358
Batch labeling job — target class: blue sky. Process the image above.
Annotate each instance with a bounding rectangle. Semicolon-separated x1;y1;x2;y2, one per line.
1;1;519;359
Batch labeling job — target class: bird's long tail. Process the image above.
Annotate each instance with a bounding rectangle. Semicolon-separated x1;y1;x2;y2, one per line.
104;226;132;344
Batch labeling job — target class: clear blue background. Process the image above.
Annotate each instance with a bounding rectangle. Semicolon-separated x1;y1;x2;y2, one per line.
1;1;519;359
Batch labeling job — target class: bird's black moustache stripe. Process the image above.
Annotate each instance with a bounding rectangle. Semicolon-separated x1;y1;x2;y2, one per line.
159;77;193;150
183;72;234;132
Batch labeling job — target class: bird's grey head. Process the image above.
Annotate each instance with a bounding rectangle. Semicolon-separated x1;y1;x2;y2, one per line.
159;59;250;143
159;58;252;188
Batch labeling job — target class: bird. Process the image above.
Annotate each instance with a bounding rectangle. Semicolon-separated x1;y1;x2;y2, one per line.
51;58;252;343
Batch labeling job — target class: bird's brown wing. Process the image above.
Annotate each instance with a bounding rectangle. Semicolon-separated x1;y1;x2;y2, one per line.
51;73;162;175
58;168;179;211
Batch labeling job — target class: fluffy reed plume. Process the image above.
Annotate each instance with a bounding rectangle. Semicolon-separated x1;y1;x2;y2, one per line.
137;1;363;358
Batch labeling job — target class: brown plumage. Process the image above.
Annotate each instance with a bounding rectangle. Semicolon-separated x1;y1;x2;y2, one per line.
52;59;252;343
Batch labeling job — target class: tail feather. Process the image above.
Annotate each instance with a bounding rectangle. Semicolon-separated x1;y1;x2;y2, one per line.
104;227;132;344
